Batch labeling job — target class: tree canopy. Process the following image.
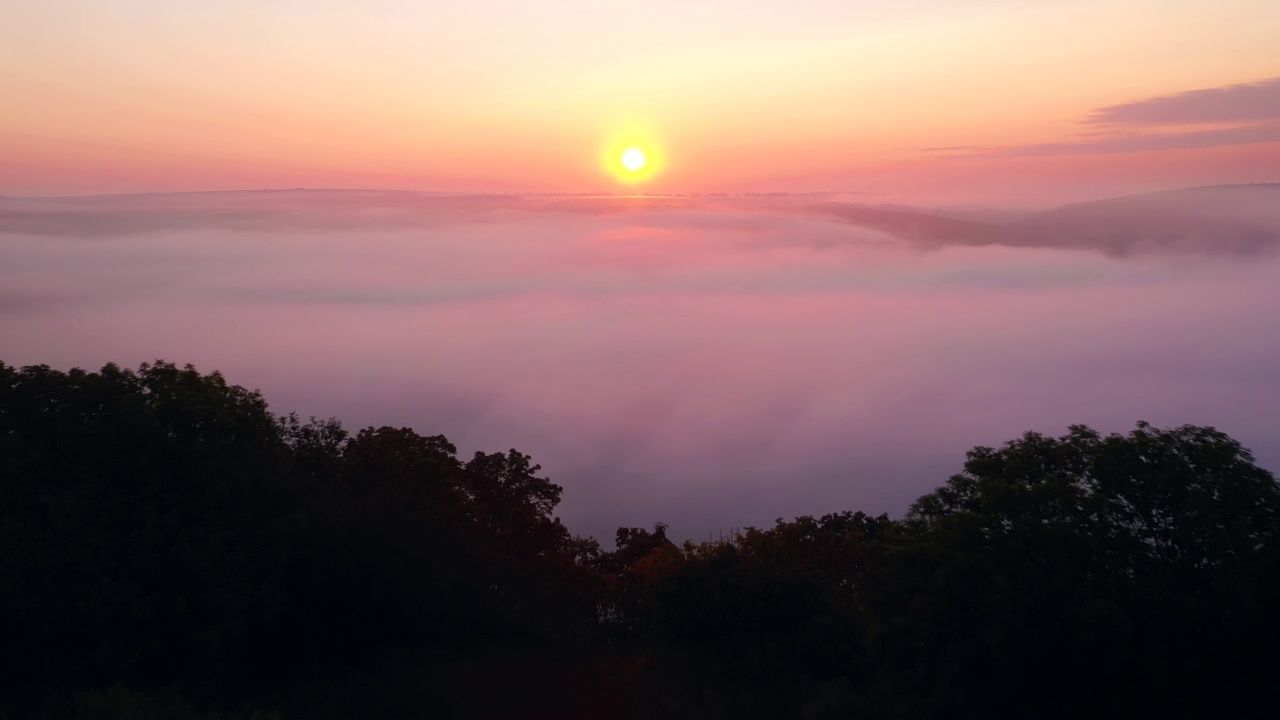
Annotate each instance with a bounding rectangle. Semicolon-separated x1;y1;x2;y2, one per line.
1;361;1277;719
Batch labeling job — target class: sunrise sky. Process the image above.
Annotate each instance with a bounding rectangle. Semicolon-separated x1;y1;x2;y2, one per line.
4;0;1278;202
5;1;1280;539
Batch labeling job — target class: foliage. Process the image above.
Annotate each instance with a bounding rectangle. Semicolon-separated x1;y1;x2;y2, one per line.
2;361;1278;718
0;361;594;716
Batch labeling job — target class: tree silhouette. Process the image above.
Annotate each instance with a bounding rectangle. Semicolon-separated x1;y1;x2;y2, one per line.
2;361;1277;719
870;423;1280;718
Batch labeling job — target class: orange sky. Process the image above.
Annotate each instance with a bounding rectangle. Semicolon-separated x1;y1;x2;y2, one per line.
2;0;1278;202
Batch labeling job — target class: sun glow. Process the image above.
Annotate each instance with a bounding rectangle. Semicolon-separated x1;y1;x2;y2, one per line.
602;123;665;185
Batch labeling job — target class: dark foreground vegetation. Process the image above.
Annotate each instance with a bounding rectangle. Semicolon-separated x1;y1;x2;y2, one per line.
2;361;1278;719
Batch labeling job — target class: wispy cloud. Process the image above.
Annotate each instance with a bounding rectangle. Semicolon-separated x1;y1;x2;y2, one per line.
982;122;1280;158
0;191;517;237
1084;77;1280;126
947;77;1280;159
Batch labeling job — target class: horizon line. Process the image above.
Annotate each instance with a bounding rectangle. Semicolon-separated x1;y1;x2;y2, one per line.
0;188;885;201
2;183;1277;204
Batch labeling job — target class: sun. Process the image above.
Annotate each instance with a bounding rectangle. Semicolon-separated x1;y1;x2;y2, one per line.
601;123;664;184
621;147;647;172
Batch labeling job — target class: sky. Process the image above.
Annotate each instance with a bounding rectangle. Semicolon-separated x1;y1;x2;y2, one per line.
3;188;1279;540
3;1;1279;202
2;3;1279;541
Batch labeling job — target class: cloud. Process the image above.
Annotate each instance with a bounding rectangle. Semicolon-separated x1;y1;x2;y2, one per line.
979;121;1280;158
945;77;1280;158
7;187;1280;269
1084;77;1280;126
794;185;1280;256
1005;184;1280;255
0;190;520;237
3;188;1280;540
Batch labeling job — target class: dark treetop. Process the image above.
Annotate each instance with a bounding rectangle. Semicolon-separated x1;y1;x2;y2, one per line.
2;361;1277;719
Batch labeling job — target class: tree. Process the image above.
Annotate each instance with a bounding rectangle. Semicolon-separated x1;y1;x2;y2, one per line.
5;362;1278;719
0;361;598;715
869;423;1280;718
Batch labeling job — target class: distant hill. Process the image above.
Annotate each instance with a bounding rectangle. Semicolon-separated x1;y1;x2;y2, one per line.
806;184;1280;254
1009;184;1280;254
805;202;999;246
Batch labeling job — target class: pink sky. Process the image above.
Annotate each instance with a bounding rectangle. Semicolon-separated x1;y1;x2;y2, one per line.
3;3;1280;539
2;1;1278;202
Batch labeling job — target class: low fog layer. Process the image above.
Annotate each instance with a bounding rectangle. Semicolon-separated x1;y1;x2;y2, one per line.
3;187;1279;541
